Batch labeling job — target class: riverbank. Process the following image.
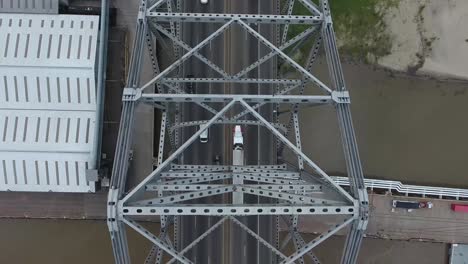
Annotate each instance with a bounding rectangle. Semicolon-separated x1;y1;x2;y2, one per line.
325;0;468;80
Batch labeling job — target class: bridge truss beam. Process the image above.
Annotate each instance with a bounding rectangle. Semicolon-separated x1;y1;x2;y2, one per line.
107;0;368;263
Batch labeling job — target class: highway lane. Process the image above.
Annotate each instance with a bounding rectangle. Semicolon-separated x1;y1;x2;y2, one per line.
178;0;277;263
179;0;225;263
228;0;276;263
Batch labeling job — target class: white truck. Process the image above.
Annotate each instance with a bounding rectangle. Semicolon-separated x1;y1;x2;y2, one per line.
233;125;244;148
232;125;244;204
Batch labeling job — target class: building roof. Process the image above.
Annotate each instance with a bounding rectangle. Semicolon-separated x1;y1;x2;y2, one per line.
0;14;99;192
0;0;59;14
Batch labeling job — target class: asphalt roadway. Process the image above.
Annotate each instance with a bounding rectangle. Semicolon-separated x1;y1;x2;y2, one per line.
178;0;277;263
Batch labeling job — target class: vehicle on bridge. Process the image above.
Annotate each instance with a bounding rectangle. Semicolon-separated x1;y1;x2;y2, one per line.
185;74;195;94
233;125;244;148
199;124;209;143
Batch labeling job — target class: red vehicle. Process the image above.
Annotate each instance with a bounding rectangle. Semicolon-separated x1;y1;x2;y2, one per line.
451;204;468;213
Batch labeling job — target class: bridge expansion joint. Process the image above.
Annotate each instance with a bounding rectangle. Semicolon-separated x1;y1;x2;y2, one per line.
331;90;350;104
122;88;142;101
107;187;120;232
357;188;370;230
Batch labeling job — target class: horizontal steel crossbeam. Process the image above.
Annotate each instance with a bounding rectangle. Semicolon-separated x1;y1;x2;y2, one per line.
146;184;322;192
168;120;288;134
169;164;287;170
162;77;302;84
147;12;322;24
140;94;332;104
121;205;357;216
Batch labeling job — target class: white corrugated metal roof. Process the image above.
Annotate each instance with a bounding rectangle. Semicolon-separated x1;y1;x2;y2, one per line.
0;0;59;14
0;14;99;192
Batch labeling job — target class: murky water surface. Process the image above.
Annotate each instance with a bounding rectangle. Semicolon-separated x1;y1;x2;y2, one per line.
290;60;468;188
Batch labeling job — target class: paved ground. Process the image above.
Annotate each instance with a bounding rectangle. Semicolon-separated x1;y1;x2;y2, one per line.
297;194;468;244
312;234;449;264
0;192;106;219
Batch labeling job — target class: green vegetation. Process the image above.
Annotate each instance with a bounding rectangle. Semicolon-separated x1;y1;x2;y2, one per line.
285;0;399;62
326;0;397;59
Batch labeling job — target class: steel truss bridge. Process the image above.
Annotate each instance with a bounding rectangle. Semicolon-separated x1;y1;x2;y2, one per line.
107;0;368;263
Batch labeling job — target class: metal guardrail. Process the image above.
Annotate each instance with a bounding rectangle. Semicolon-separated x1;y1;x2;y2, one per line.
332;176;468;200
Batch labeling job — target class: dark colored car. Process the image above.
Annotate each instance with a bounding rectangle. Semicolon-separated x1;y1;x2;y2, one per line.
186;74;195;94
392;200;433;210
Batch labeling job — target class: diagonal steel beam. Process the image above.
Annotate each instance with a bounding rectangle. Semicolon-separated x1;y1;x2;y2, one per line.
229;216;288;260
293;112;304;170
122;217;192;264
147;0;166;12
159;173;232;183
233;174;304;185
160;82;225;118
237;186;345;205
165;0;179;59
141;20;234;91
153;23;230;78
236;20;332;94
166;217;228;264
156;111;167;166
239;100;355;203
296;0;323;16
281;217;354;264
283;215;322;264
280;35;323;157
234;26;318;79
121;100;237;204
231;83;302;121
130;186;235;205
281;0;296;45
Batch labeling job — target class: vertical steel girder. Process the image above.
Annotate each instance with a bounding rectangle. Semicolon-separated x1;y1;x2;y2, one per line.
107;1;149;262
319;1;369;263
108;0;368;263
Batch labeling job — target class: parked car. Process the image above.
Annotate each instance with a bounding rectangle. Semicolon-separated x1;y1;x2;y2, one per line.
392;200;433;212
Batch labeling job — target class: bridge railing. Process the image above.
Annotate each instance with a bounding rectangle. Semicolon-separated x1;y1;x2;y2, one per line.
333;176;468;200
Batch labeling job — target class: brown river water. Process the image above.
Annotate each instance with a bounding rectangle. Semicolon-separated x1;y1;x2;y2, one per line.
1;62;465;263
0;218;448;264
290;59;468;188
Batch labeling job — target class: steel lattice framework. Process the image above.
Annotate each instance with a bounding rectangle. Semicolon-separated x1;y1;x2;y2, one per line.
107;0;369;263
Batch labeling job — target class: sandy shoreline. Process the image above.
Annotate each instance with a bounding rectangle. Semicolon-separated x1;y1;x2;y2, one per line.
378;0;468;80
